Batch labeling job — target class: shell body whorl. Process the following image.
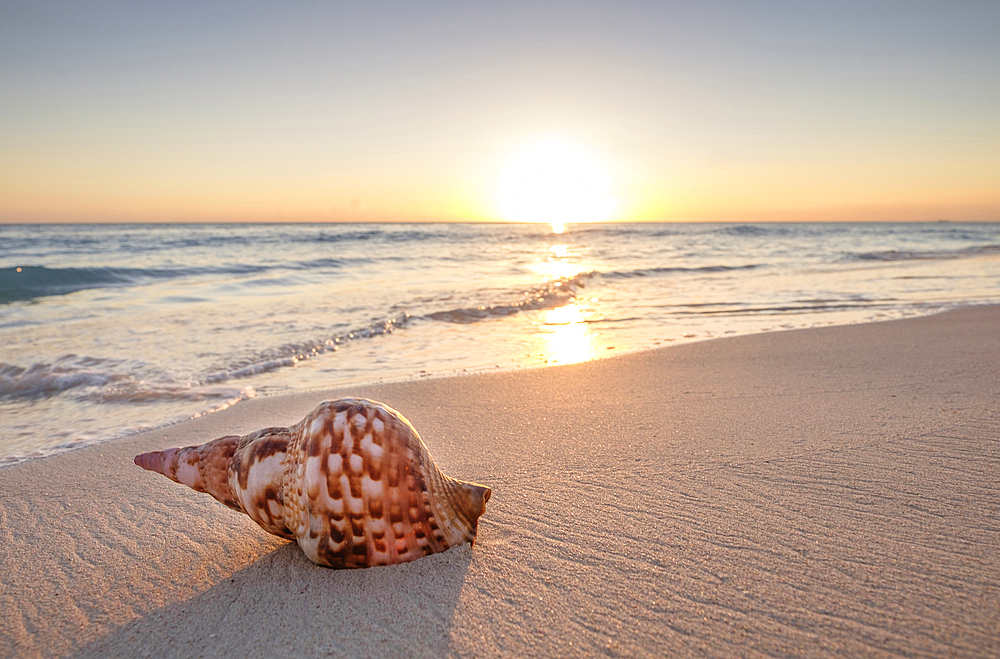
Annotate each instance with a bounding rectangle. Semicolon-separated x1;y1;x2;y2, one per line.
135;398;490;568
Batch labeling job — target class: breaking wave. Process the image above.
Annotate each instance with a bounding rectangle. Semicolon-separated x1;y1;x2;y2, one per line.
601;264;760;279
851;244;1000;262
426;273;591;323
0;259;368;304
0;358;256;405
200;274;594;382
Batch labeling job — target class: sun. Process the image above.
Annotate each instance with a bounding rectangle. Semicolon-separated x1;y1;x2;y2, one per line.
497;140;616;226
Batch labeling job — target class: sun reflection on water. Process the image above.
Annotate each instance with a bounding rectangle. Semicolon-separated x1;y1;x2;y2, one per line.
531;243;581;281
538;303;597;365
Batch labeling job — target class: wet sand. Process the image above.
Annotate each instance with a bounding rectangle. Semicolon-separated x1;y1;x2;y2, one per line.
1;306;998;658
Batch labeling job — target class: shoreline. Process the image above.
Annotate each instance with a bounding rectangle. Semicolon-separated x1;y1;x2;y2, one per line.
0;301;983;469
2;305;998;657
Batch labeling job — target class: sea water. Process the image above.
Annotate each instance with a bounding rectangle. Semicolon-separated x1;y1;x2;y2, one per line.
2;221;999;464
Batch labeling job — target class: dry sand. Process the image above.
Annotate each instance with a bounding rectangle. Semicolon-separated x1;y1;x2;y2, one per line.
1;306;998;658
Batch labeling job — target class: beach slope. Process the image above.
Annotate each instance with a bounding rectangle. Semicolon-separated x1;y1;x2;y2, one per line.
1;307;998;658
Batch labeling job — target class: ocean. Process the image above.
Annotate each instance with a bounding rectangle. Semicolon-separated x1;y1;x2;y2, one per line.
2;221;999;464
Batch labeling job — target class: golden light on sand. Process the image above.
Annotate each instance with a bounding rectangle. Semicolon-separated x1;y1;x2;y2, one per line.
497;140;615;226
539;303;597;365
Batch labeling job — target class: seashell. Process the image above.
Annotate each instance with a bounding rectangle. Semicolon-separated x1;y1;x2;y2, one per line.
134;398;491;568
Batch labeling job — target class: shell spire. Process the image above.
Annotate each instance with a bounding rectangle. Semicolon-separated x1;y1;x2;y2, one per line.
135;435;242;511
134;398;491;568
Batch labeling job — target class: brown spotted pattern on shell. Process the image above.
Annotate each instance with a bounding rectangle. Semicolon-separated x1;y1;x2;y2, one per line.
134;398;491;568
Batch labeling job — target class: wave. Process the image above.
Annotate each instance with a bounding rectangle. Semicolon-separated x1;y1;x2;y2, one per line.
0;264;262;303
0;272;591;398
3;238;981;403
200;314;412;384
1;264;756;398
718;224;778;237
852;244;1000;262
426;274;590;324
193;275;590;382
0;258;369;303
0;360;131;399
0;265;170;303
303;227;458;245
601;264;760;279
0;371;255;466
0;358;254;404
566;222;800;239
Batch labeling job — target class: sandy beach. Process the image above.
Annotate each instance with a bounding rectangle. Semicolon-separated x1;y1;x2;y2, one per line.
1;306;998;658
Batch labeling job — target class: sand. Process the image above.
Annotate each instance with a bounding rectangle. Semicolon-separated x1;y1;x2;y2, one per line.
1;306;998;658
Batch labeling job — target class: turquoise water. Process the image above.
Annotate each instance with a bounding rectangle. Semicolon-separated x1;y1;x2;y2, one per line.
2;221;999;463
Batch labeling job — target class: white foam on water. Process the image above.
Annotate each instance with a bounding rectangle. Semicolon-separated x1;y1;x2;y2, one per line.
2;221;999;465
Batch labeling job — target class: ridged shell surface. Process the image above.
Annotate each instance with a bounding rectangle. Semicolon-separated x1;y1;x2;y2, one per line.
135;398;491;568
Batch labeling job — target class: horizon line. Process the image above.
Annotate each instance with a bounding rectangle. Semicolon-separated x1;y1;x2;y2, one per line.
2;217;995;226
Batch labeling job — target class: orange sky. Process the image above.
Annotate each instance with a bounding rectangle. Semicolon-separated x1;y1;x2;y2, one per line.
2;1;998;223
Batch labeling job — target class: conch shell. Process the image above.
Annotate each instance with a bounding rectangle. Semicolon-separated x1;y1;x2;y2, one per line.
135;398;491;568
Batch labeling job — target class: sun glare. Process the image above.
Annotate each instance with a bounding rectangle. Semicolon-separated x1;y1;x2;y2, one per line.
538;303;597;365
498;140;615;226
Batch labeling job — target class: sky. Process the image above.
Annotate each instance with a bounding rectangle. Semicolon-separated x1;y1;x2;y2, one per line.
1;0;998;223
